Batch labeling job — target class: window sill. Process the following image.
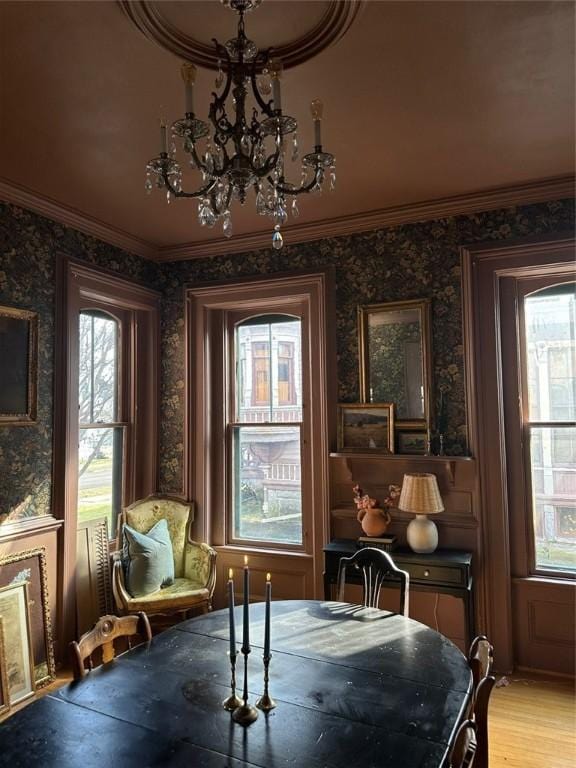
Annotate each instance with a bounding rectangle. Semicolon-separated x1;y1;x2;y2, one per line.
512;574;576;587
214;544;313;559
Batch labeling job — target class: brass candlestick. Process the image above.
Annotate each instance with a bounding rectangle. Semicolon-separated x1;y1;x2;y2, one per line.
256;653;276;711
232;646;259;726
223;651;243;711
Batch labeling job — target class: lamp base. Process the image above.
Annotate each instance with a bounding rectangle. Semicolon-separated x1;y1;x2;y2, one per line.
407;515;438;553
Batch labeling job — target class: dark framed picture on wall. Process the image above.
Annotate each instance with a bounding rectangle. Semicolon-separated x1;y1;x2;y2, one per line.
337;403;395;453
0;305;38;424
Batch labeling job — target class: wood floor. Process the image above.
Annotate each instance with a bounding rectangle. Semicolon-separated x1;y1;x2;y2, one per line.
490;673;576;768
3;669;575;767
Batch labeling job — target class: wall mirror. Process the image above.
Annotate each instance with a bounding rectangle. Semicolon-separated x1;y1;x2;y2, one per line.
358;299;432;425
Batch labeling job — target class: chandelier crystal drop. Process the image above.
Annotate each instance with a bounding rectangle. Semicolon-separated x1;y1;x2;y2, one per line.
144;0;335;249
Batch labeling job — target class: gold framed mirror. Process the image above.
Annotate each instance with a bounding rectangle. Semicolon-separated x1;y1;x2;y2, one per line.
358;299;433;427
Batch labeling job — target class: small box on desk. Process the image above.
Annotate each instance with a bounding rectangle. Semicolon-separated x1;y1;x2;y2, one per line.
357;535;397;552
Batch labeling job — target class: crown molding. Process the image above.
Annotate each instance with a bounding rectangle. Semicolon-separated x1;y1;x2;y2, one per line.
0;177;157;260
1;174;573;264
156;174;575;262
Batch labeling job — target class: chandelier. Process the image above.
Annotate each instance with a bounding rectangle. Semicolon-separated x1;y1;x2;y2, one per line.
144;0;335;250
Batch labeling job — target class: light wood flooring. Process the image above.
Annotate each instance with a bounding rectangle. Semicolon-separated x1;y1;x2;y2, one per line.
490;673;575;768
2;669;575;767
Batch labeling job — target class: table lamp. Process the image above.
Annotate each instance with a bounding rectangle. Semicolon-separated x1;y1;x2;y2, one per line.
398;473;444;553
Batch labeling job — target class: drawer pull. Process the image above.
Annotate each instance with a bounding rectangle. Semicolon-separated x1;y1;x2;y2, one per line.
424;569;430;577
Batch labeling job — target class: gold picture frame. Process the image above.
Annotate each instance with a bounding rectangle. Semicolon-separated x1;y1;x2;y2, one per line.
0;548;56;688
0;617;10;716
0;582;35;705
358;299;433;429
337;403;395;453
0;305;38;424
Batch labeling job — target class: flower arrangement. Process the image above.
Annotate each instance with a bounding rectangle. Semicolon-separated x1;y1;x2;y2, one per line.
352;483;401;536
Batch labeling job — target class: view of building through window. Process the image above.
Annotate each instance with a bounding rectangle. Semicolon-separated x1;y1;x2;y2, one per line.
233;317;303;544
77;311;123;535
525;285;576;572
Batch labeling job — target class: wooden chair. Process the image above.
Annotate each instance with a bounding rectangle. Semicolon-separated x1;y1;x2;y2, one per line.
70;612;152;681
337;547;410;616
113;495;217;620
467;634;496;768
448;719;477;768
471;674;496;768
468;635;494;692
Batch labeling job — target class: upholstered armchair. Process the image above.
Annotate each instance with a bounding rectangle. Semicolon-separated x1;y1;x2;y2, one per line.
112;495;216;619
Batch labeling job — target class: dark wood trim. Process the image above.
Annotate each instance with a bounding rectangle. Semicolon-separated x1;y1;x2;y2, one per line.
52;258;160;655
185;270;335;599
0;515;63;542
460;234;575;673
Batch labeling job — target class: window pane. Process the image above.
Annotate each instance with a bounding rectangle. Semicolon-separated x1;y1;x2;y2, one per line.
236;318;302;423
79;312;118;424
232;425;302;544
529;426;576;573
78;427;123;533
525;286;576;422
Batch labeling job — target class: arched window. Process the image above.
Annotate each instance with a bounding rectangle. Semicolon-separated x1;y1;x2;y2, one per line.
232;314;303;545
77;310;123;535
523;282;576;572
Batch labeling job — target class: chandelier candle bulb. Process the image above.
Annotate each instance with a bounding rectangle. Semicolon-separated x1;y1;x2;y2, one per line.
310;99;323;147
264;572;271;658
160;119;168;154
228;568;236;656
243;555;250;652
181;62;197;115
270;58;283;112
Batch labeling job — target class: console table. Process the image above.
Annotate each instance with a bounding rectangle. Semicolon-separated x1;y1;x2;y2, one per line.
324;539;474;646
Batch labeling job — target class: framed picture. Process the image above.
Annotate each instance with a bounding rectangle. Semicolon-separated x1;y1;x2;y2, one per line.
337;403;395;453
0;617;10;716
358;299;432;428
0;548;56;688
0;582;35;705
0;305;38;424
397;430;428;455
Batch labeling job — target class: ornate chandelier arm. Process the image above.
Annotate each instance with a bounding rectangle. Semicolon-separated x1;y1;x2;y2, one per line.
162;165;218;199
273;166;324;196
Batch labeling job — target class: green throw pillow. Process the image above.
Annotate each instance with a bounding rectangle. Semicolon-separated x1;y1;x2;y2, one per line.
123;518;175;597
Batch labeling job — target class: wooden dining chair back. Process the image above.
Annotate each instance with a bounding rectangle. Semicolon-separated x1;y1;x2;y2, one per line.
70;612;152;681
471;674;496;768
337;547;410;616
448;719;477;768
468;635;494;691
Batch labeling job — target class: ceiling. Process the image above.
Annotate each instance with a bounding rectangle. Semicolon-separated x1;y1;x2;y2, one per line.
0;0;574;258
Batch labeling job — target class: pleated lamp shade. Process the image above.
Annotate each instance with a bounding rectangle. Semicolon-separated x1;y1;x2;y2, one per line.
398;473;444;514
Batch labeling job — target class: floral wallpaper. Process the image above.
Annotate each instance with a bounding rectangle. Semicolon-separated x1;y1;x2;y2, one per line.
0;202;160;523
0;197;574;518
158;199;575;493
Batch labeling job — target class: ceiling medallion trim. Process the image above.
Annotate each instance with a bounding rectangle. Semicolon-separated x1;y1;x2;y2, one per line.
118;1;364;70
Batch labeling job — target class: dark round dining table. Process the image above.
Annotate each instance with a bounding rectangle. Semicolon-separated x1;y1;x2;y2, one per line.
0;600;472;768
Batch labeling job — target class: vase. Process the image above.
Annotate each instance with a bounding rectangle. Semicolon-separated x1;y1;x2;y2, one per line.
358;508;391;537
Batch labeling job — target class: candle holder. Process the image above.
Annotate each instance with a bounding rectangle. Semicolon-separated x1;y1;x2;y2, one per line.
222;651;243;711
232;646;259;726
256;653;276;711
